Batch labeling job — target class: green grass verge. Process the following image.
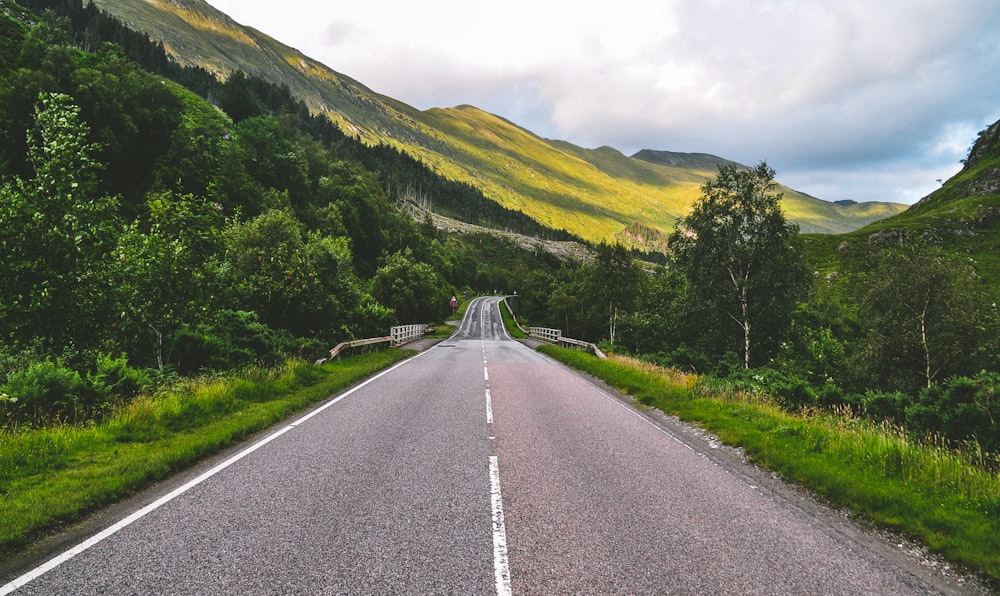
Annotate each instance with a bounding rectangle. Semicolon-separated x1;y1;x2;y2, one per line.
499;298;529;339
0;350;411;559
539;345;1000;582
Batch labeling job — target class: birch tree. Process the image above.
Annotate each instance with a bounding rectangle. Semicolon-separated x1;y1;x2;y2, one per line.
669;162;808;368
855;244;992;392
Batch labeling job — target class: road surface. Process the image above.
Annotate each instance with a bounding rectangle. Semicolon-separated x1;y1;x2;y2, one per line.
1;297;972;594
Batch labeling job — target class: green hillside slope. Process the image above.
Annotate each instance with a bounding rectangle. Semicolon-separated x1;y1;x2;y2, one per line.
806;119;1000;286
91;0;907;243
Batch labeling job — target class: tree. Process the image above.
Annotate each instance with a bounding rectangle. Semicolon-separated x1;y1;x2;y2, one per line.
111;192;225;369
371;250;448;324
669;162;809;368
214;70;264;123
224;209;363;339
587;242;643;345
852;243;994;393
0;92;120;349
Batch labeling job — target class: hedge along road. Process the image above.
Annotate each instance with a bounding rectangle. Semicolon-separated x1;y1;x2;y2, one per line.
1;297;967;594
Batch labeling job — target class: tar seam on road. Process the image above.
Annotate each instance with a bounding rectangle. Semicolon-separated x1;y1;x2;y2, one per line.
0;350;432;595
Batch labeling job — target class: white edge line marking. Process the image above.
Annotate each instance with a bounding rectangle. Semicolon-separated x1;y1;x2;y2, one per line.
593;386;696;453
0;425;291;595
1;350;431;594
486;389;494;425
484;367;489;382
532;351;696;454
489;456;512;596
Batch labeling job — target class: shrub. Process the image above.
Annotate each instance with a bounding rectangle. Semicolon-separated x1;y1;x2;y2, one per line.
170;327;229;375
908;374;1000;452
2;360;92;421
89;354;150;403
860;389;909;423
169;311;287;374
663;345;712;375
816;379;845;408
770;373;817;410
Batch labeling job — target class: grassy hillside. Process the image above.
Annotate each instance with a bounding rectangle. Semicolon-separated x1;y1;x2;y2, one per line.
91;0;907;244
804;119;1000;286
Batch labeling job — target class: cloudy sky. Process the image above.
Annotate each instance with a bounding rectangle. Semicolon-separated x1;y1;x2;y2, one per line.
207;0;1000;205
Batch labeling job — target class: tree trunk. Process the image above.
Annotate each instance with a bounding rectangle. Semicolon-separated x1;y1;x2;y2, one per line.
742;304;751;369
609;302;617;345
920;297;932;388
149;323;164;370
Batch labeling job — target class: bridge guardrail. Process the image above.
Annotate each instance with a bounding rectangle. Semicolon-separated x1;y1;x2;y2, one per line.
529;326;607;359
315;323;429;365
391;324;427;346
530;327;561;342
314;336;392;365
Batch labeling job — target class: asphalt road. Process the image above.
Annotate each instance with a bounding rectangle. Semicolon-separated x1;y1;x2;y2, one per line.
2;297;974;594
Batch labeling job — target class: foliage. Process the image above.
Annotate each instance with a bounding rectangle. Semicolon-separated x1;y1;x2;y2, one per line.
1;359;92;422
668;162;811;368
849;243;994;393
0;91;120;350
89;353;150;403
906;373;1000;452
371;249;451;324
112;191;225;369
587;242;644;345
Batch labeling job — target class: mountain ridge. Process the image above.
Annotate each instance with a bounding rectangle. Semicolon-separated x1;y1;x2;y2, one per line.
88;0;908;243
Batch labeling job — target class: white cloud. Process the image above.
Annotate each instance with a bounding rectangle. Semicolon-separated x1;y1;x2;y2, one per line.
208;0;1000;205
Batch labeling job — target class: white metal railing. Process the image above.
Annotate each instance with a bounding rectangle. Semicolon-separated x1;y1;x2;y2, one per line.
391;324;427;346
315;336;392;365
530;327;561;342
316;323;429;365
555;335;608;359
529;326;607;359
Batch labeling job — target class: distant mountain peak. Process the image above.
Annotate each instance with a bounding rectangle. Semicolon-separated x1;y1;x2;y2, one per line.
631;149;741;171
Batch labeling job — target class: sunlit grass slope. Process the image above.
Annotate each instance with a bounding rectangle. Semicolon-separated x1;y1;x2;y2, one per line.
94;0;907;243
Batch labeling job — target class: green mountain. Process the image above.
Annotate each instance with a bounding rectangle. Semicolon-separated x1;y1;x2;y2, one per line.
804;118;1000;286
89;0;907;244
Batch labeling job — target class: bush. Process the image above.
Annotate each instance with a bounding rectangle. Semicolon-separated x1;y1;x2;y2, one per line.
2;360;93;421
860;389;909;423
907;374;1000;452
770;373;817;410
169;310;287;374
663;345;712;375
816;379;845;408
89;353;150;403
170;327;230;375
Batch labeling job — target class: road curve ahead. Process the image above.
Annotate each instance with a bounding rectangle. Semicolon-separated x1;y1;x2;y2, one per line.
3;297;968;594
